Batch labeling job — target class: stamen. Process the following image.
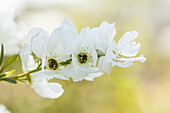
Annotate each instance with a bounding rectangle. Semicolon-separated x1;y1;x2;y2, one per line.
48;59;58;70
77;53;88;64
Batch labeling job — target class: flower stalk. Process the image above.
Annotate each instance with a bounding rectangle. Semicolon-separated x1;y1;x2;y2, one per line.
10;67;41;81
0;67;42;83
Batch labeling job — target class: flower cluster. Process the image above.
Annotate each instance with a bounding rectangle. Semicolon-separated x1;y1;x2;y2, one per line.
20;18;146;99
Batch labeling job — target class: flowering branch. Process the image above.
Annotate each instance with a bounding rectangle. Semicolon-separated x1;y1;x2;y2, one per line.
0;18;146;99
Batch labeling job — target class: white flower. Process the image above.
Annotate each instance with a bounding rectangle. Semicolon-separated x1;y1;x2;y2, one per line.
0;7;25;55
61;20;103;82
87;22;146;73
89;21;116;74
109;31;146;68
20;28;68;99
0;104;11;113
117;31;140;57
89;21;116;53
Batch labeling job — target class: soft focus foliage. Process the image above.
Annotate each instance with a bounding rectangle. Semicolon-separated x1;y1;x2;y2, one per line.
0;0;170;113
0;104;11;113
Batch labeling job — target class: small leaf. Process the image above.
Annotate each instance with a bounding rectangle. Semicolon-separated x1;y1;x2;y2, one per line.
0;43;4;66
5;70;15;77
0;55;18;74
0;70;15;78
1;78;17;84
0;74;6;78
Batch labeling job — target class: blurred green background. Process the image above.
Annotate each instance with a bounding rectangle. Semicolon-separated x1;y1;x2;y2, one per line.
1;0;170;113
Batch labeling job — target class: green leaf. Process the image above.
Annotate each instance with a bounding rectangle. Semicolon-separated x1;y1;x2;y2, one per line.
0;70;15;78
5;70;15;77
0;43;4;66
0;55;18;74
0;74;6;78
1;78;17;84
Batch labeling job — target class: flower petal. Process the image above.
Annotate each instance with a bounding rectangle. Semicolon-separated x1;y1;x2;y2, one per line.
61;18;79;54
28;28;43;46
117;31;140;57
62;65;95;82
72;54;78;72
117;55;146;62
32;79;64;99
20;42;32;71
90;21;116;53
114;55;146;68
27;55;38;71
99;21;116;42
105;40;117;63
61;65;84;82
47;28;61;54
92;47;97;68
98;56;112;74
43;69;69;80
28;28;49;58
31;70;69;80
85;72;104;81
113;60;133;68
97;40;116;74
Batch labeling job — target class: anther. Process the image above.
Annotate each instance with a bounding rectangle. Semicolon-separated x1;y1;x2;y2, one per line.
48;59;58;70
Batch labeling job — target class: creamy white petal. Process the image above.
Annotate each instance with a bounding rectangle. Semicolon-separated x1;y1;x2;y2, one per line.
62;65;95;82
43;69;69;80
117;31;140;57
99;21;116;43
47;28;61;54
85;72;104;81
117;55;146;62
98;56;112;74
90;21;116;53
61;65;82;82
31;70;69;80
28;28;43;46
80;27;89;38
62;18;76;30
31;71;46;82
61;18;79;54
47;27;69;57
113;60;133;68
105;40;117;63
80;27;95;48
28;28;49;58
72;54;78;72
114;55;146;68
32;79;64;99
97;40;116;74
32;31;49;58
27;55;38;71
20;42;32;71
61;65;85;82
92;47;97;68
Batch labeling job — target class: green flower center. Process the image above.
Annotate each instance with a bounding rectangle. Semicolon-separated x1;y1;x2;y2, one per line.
77;53;88;64
48;59;58;70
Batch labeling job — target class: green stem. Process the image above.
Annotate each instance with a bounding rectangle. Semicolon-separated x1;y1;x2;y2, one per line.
9;68;41;80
